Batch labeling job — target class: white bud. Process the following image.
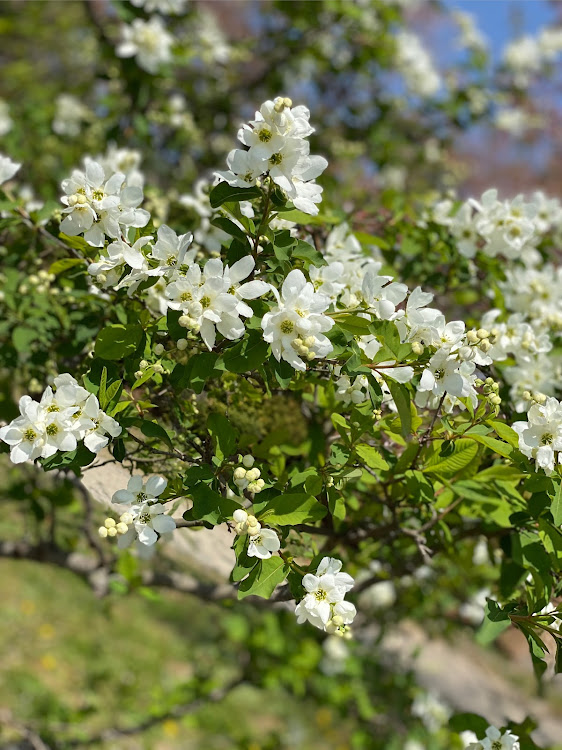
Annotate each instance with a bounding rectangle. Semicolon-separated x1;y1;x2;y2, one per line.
116;522;128;535
104;518;116;529
107;526;117;538
177;338;188;351
476;328;489;340
98;526;108;538
233;467;247;481
411;341;424;355
139;359;149;370
120;512;133;524
154;343;164;355
178;315;190;328
242;454;255;468
245;468;260;481
466;330;479;344
233;509;248;524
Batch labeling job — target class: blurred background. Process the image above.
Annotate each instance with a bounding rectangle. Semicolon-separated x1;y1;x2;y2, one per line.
1;1;562;748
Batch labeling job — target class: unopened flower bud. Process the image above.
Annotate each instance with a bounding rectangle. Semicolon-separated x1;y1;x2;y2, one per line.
154;343;164;355
476;328;489;340
522;390;532;401
479;339;491;353
306;350;316;361
104;518;116;529
466;330;479;344
116;522;128;535
178;315;190;327
242;454;255;468
176;338;188;351
411;341;424;355
107;526;117;537
233;467;247;481
245;468;260;481
120;512;133;524
534;392;547;404
304;336;316;348
458;346;473;361
98;526;108;538
233;509;248;524
490;394;502;406
139;359;149;370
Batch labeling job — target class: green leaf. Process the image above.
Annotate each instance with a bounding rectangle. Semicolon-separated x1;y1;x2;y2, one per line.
551;481;562;527
99;367;108;409
385;379;411;439
12;325;39;353
207;412;237;461
260;493;327;526
139;420;173;449
336;315;372;336
48;257;86;275
355;443;389;471
424;439;479;478
41;444;97;473
237;557;289;600
476;600;512;645
187;484;240;525
465;431;513;459
95;324;143;361
230;535;258;583
487;419;520;448
209;182;262;208
170;352;219;393
222;331;269;374
211;217;250;244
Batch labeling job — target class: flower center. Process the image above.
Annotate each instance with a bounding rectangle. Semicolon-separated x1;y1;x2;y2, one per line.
269;152;283;166
258;128;272;142
541;433;553;445
314;589;327;601
280;320;294;334
200;296;211;308
180;291;192;302
23;428;37;442
492;742;502;750
137;492;148;502
434;368;445;380
92;189;104;201
47;404;60;412
46;423;59;436
166;255;177;266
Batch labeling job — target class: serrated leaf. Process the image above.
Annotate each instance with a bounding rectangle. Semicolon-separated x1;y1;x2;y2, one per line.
260;493;327;525
355;443;389;471
424;439;479;478
237;557;288;600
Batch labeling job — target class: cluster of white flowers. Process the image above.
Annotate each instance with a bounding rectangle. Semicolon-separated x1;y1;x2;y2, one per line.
232;455;266;494
513;396;562;474
116;16;174;74
452;10;487;54
503;26;562;88
465;726;520;750
60;158;150;247
394;31;442;98
262;269;334;371
295;557;356;635
232;509;280;560
102;474;176;548
216;97;328;216
52;94;91;137
0;374;121;464
411;691;451;733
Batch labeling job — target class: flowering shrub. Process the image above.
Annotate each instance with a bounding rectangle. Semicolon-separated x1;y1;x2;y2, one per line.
2;1;562;747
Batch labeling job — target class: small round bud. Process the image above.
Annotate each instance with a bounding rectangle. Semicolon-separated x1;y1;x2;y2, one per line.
245;468;260;482
479;339;491;353
466;330;479;344
485;377;494;385
534;392;547;404
116;522;128;535
292;338;304;348
246;514;258;526
476;328;489;340
306;350;316;361
107;526;117;537
154;343;164;355
233;509;248;524
104;518;116;529
458;346;474;361
139;359;149;370
522;390;532;401
490;394;502;406
411;341;424;355
153;364;164;374
233;467;247;481
120;512;134;524
176;338;188;351
98;526;108;538
242;454;255;468
283;97;293;107
247;522;261;535
304;336;316;348
134;370;143;380
178;315;190;328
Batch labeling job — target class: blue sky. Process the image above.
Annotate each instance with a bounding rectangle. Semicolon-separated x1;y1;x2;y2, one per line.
443;0;557;59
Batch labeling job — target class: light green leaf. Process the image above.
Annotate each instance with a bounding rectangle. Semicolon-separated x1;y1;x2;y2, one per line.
237;557;289;600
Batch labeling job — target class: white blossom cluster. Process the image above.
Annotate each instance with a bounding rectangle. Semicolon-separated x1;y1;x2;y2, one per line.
394;31;442;98
232;454;266;494
0;374;121;464
295;557;356;635
104;474;176;548
130;0;187;14
503;26;562;88
116;16;174;74
0;154;20;186
60;158;150;247
514;396;562;474
465;726;520;750
232;509;280;560
216;97;328;216
52;94;91;137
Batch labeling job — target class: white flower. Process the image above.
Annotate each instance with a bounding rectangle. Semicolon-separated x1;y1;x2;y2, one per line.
150;224;195;272
0;154;21;185
411;692;451;732
395;31;441;98
81;395;122;453
466;726;520;750
52;94;90;137
113;474;168;505
117;17;174;74
117;502;176;547
130;0;187;13
248;528;280;559
0;396;47;464
261;269;334;371
295;557;355;631
513;396;562;474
